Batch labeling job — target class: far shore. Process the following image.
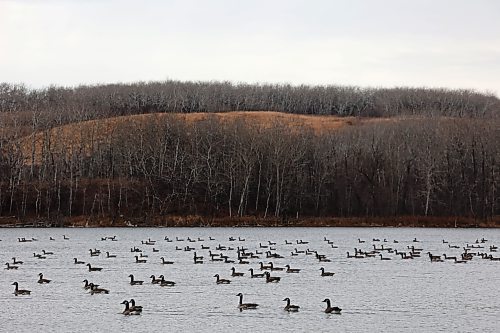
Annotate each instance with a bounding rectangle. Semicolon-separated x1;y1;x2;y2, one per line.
0;215;498;228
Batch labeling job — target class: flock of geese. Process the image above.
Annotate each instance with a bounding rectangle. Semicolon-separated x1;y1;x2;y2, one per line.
4;233;499;316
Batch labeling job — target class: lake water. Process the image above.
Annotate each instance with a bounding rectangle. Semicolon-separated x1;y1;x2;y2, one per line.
1;227;499;332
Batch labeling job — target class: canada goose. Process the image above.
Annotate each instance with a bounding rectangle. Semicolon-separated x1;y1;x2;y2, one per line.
134;256;147;263
89;283;109;294
259;262;272;270
285;240;292;245
209;237;215;241
268;262;284;271
33;253;46;259
442;239;448;244
49;237;55;241
236;293;258;310
379;254;391;260
443;254;457;260
160;257;174;265
38;273;51;284
283;298;300;312
150;275;161;284
427;252;443;262
106;252;117;258
12;258;23;265
129;274;144;285
285;265;300;273
89;249;99;256
320;267;335;276
63;235;69;240
176;237;184;242
454;258;468;264
248;268;265;278
193;252;204;264
323;298;342;314
42;250;54;255
82;279;98;290
12;282;31;296
201;245;210;250
86;263;103;272
152;248;159;252
238;237;245;241
214;274;231;284
231;267;244;277
129;299;143;312
74;258;85;264
358;238;365;243
121;300;140;315
5;263;18;270
158;275;176;286
264;272;280;283
291;252;298;256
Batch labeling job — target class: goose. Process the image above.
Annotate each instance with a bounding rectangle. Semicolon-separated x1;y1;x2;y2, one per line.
139;253;149;258
152;248;159;252
89;283;109;294
74;258;85;264
323;298;342;314
320;267;335;276
264;272;280;283
89;249;99;257
285;265;300;273
268;262;284;271
176;237;184;242
82;279;99;290
5;263;18;270
236;293;258;310
63;235;69;240
38;273;51;284
134;256;147;263
201;245;210;250
442;239;448;244
291;252;298;256
248;268;265;278
33;253;46;259
379;254;391;260
106;252;117;258
12;282;31;296
358;238;365;243
454;258;468;264
214;274;231;284
285;240;292;245
193;252;204;264
49;237;55;241
129;274;144;285
150;275;161;284
283;298;300;312
209;237;215;241
160;257;174;265
231;267;244;277
259;262;272;270
129;299;143;312
12;257;23;265
42;250;54;255
121;300;140;315
293;248;305;254
443;254;457;260
158;275;176;286
86;263;103;272
238;237;245;241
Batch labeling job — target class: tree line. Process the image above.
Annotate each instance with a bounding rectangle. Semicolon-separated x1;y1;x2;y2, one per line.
0;114;498;222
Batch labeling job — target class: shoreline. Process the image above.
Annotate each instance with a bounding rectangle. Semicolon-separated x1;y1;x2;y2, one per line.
1;215;498;228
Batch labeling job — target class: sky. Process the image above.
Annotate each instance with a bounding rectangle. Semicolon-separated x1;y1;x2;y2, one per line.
1;0;499;95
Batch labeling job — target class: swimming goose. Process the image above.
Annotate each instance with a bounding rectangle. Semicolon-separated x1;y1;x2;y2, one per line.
42;250;54;255
358;238;365;243
158;275;176;286
268;262;284;271
231;267;244;277
443;254;457;260
5;263;18;270
129;274;144;285
214;274;231;284
152;248;159;252
150;275;161;284
12;258;23;265
49;237;55;241
106;252;117;258
89;249;99;256
209;237;215;241
323;298;342;314
236;293;258;310
121;300;141;315
320;267;335;276
63;235;69;240
86;263;103;271
283;298;300;312
12;282;31;296
74;258;85;264
379;254;391;260
285;265;300;273
89;283;109;294
160;257;174;265
134;256;147;263
259;262;272;270
264;272;280;283
33;253;46;259
248;268;265;278
454;257;468;264
38;273;51;284
82;279;99;290
193;252;204;264
129;299;143;312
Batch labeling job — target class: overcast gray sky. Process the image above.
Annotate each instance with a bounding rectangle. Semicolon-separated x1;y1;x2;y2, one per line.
1;0;499;94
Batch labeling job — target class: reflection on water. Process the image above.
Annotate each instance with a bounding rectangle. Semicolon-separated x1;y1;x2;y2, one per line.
1;227;499;332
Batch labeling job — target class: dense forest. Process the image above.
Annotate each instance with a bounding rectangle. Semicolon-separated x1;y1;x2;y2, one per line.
0;81;498;226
